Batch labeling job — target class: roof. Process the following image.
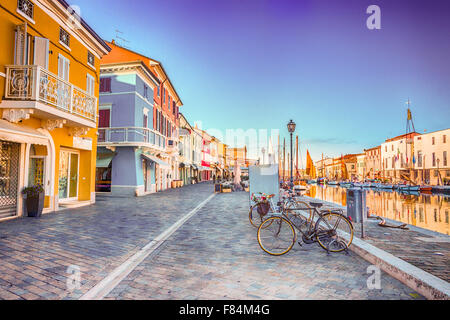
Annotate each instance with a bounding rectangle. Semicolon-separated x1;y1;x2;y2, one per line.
384;132;421;143
57;0;110;53
101;40;182;106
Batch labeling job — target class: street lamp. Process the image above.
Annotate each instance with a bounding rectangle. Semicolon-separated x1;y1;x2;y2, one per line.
287;120;296;189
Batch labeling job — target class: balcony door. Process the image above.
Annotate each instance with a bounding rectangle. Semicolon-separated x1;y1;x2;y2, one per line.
58;150;79;202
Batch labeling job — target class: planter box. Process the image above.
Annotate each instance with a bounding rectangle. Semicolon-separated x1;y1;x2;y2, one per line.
25;192;45;217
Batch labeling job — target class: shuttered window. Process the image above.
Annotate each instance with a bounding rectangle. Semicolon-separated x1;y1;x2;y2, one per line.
100;78;111;93
86;74;95;96
58;54;70;82
33;37;49;69
14;23;28;65
99;109;110;128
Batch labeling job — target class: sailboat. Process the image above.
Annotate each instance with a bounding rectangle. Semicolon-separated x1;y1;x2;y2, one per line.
306;150;317;184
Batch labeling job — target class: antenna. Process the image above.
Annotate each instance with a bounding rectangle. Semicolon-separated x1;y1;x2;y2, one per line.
114;29;131;48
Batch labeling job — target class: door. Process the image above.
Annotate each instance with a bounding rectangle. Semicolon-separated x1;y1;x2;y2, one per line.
58;150;79;201
143;159;148;193
0;141;20;218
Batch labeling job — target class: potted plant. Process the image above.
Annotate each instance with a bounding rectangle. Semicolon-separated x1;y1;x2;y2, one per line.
22;184;45;217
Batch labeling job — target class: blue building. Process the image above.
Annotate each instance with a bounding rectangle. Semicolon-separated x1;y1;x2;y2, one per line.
96;46;182;196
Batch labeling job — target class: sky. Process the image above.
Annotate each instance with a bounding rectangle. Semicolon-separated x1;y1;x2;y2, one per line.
69;0;450;165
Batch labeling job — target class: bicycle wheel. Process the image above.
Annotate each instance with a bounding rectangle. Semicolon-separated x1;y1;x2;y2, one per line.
249;205;265;228
315;212;353;253
257;216;296;256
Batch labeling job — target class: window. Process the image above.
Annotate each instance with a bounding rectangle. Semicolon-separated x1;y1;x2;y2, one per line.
98;108;111;128
444;135;447;143
168;96;171;111
87;51;95;67
157;85;160;97
143;85;148;99
432;137;435;145
444;151;448;167
17;0;34;20
58;54;70;82
100;78;111;93
59;27;70;48
417;151;423;167
163;87;166;104
143;114;148;128
391;145;394;151
432;152;436;167
86;74;95;96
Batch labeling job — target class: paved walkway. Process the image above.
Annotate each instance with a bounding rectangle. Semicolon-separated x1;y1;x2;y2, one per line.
0;184;422;300
297;196;450;282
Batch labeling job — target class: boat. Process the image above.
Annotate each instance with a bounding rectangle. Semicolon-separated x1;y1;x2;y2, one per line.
397;185;420;192
419;185;432;193
353;182;364;188
361;182;372;188
432;186;450;195
308;179;317;184
327;181;339;185
378;184;394;189
339;182;354;188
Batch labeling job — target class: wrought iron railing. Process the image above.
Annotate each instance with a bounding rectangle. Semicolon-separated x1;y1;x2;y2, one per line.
4;65;96;122
98;127;166;149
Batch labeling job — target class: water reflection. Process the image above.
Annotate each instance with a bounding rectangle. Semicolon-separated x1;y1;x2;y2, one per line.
306;185;450;235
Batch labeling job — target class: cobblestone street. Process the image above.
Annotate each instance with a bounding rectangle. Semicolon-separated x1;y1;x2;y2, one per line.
0;183;422;300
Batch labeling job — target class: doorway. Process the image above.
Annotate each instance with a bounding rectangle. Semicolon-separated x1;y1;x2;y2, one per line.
58;150;79;202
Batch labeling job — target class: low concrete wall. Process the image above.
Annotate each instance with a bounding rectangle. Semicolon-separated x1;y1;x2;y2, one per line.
299;196;450;300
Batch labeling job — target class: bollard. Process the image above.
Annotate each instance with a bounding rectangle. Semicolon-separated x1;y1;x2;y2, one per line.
346;188;367;238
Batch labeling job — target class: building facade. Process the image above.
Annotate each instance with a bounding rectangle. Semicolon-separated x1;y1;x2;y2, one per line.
96;41;182;196
413;129;450;185
0;0;110;220
380;132;421;183
364;146;381;179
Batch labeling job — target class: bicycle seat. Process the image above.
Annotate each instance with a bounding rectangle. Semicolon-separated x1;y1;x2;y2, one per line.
309;202;323;208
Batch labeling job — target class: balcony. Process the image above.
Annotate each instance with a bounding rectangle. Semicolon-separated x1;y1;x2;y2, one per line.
98;127;166;151
1;65;97;128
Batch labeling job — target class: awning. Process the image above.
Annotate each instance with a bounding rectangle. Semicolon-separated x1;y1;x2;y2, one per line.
142;154;170;169
199;166;212;171
0;119;48;145
96;152;116;168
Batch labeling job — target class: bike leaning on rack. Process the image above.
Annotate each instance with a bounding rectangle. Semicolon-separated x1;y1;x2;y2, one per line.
257;198;354;256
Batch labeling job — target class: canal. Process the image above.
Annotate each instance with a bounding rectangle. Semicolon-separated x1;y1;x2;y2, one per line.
306;185;450;235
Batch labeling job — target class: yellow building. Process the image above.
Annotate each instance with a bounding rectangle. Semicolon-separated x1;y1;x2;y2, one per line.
0;0;110;220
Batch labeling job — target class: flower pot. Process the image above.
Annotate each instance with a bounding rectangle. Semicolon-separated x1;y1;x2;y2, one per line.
26;192;45;217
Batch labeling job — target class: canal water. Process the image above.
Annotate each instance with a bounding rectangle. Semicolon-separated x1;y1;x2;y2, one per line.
306;185;450;235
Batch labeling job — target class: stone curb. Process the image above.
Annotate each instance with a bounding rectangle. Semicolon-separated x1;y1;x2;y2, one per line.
299;196;450;300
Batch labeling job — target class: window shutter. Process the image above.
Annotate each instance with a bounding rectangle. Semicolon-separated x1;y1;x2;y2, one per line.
34;37;49;69
14;23;28;65
99;109;110;128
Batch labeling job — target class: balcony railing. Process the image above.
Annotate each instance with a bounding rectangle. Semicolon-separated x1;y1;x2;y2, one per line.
4;65;96;122
98;127;166;149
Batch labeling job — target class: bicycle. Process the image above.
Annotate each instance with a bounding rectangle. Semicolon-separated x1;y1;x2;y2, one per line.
257;199;354;255
249;191;299;228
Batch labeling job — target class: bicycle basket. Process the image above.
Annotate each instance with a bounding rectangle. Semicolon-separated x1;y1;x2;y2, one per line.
257;202;270;216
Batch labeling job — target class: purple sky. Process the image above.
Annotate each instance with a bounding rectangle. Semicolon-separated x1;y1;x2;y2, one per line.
70;0;450;163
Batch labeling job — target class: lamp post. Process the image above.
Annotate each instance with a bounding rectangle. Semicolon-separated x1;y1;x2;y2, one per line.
287;120;296;189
